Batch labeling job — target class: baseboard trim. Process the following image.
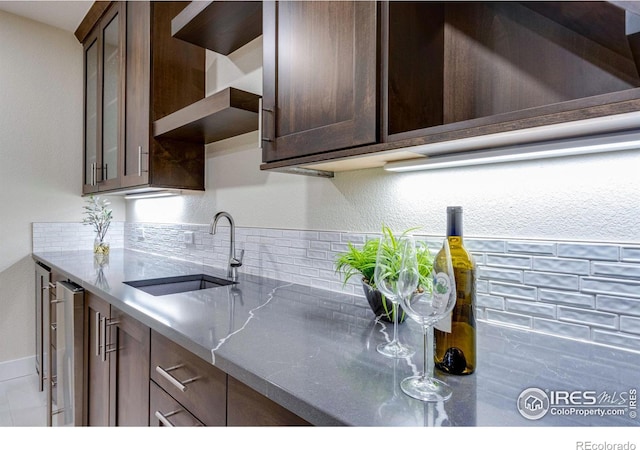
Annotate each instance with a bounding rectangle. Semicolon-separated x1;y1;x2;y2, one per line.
0;355;36;382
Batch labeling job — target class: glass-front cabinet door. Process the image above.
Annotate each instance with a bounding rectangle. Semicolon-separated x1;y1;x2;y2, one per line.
84;35;99;193
83;3;124;194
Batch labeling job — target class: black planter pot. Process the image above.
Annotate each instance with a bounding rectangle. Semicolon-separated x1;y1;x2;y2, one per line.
361;279;406;323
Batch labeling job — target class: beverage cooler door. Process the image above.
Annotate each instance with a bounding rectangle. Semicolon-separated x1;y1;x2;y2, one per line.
49;281;84;426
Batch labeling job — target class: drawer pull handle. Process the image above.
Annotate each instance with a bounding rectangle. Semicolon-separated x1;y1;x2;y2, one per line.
155;409;180;427
155;365;199;392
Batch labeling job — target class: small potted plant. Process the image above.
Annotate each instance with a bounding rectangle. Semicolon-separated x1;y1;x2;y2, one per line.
82;195;112;263
335;226;433;323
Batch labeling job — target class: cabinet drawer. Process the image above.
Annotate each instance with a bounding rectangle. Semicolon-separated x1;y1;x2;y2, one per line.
150;381;204;427
150;331;226;426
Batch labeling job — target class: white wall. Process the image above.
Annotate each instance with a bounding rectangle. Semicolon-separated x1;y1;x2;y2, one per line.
127;37;640;245
0;11;125;363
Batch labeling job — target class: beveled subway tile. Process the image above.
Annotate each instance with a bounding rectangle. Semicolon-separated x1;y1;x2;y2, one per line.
558;243;619;261
621;246;640;262
524;271;580;291
486;309;532;329
538;289;595;308
533;318;591;340
532;257;590;275
557;306;618;329
582;277;640;299
596;295;640;316
507;241;556;255
485;254;532;269
506;299;556;319
591;261;640;280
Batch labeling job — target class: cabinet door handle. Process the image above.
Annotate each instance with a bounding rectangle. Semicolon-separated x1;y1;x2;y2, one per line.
100;317;119;362
154;410;180;427
258;98;263;149
155;365;199;392
138;146;149;177
95;311;101;357
100;316;106;361
261;102;274;142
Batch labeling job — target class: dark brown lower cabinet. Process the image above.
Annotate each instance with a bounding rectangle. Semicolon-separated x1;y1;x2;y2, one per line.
227;376;310;426
150;381;204;427
150;330;226;426
83;300;310;427
84;293;150;426
150;330;309;426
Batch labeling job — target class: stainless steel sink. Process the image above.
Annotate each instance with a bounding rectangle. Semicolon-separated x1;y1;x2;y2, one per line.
124;274;236;296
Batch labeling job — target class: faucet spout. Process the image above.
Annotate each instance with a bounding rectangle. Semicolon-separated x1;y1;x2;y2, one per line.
209;211;243;280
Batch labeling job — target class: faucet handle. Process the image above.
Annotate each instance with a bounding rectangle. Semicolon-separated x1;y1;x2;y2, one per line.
231;249;244;267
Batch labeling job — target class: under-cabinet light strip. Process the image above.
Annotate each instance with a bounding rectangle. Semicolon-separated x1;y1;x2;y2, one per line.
124;190;180;200
384;111;640;172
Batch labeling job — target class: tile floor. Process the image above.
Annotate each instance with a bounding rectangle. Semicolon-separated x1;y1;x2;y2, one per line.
0;373;46;426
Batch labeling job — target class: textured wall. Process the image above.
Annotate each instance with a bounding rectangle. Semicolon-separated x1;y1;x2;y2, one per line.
0;12;125;363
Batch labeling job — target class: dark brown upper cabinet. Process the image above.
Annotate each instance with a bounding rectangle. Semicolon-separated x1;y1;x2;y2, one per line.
260;1;640;175
82;2;125;194
78;1;205;195
261;1;378;164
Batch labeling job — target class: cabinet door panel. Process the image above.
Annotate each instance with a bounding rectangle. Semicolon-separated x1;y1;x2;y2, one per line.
262;1;377;162
83;33;100;194
97;4;124;191
122;0;150;188
85;293;110;426
110;306;150;426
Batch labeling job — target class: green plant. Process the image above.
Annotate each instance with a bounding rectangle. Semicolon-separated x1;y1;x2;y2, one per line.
335;225;434;290
82;195;112;244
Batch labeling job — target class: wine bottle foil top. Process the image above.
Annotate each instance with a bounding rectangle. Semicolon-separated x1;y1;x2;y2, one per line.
446;206;464;237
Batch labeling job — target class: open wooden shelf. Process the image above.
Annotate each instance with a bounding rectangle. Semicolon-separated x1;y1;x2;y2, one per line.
153;87;261;144
171;1;262;55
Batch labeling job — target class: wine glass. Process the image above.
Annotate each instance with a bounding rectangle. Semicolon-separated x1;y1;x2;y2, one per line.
399;239;457;402
374;232;417;358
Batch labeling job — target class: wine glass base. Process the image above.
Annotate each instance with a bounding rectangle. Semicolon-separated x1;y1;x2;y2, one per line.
377;341;415;358
400;375;452;402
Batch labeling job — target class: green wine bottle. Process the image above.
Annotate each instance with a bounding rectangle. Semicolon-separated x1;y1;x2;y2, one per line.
434;206;476;375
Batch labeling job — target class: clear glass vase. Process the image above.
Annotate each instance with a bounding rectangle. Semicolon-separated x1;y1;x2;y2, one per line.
93;236;110;265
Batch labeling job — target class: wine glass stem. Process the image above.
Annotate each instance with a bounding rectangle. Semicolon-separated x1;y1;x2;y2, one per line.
392;301;399;345
423;325;435;380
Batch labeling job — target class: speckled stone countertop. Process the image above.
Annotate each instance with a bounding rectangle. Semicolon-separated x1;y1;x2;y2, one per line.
33;249;640;427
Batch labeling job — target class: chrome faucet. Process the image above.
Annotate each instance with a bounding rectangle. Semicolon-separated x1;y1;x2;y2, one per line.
209;211;244;281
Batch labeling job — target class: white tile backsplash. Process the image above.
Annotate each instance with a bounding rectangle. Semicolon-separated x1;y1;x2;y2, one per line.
32;222;124;253
33;220;640;352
